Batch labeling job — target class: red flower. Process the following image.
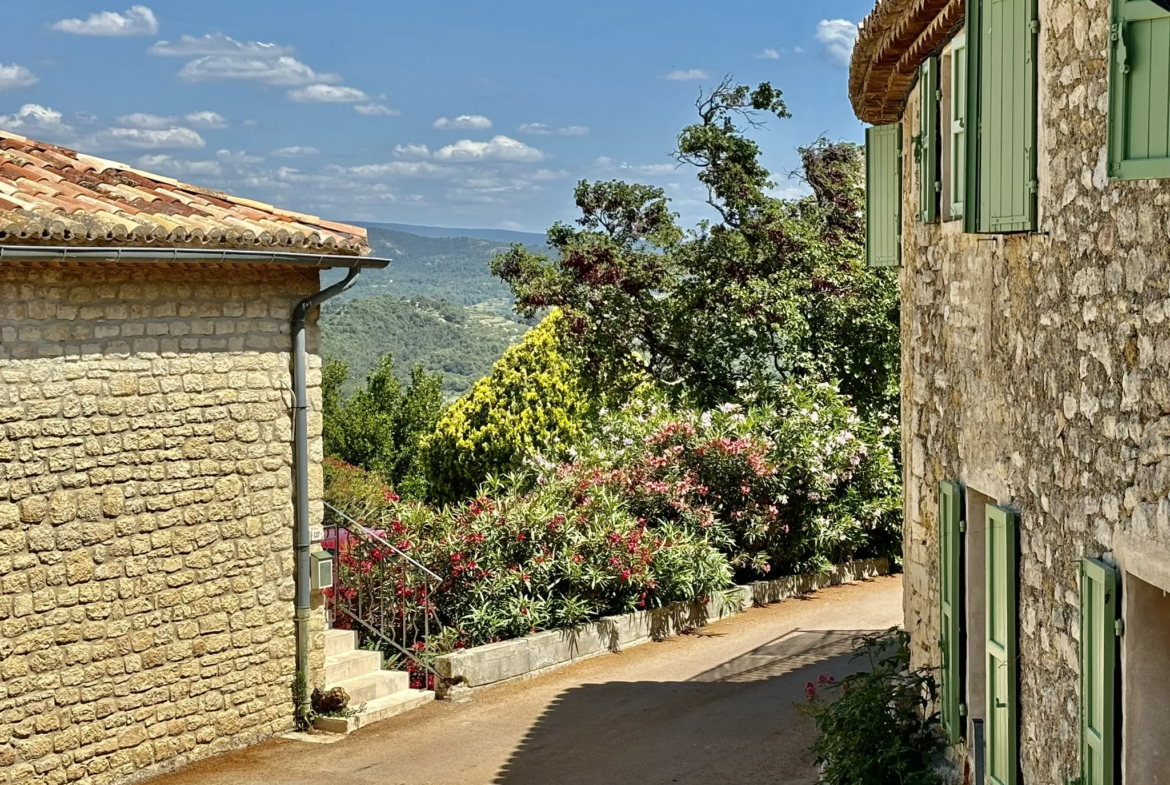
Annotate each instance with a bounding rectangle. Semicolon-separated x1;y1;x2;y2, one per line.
383;489;400;503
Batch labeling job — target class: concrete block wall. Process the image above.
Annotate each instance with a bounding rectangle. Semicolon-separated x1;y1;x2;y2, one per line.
0;264;328;784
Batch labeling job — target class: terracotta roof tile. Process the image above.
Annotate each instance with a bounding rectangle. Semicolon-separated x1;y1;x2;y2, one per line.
0;129;369;256
849;0;965;125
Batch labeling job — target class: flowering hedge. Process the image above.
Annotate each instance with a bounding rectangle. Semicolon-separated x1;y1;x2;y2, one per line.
325;458;731;650
324;379;899;654
544;382;902;579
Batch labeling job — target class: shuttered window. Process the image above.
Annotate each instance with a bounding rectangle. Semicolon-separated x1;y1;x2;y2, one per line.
866;123;902;267
919;57;941;223
1080;558;1120;785
966;0;1039;233
986;504;1018;785
1108;0;1170;179
950;34;968;219
939;482;963;743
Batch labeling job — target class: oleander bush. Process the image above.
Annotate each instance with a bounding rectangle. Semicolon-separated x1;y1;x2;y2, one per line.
552;382;901;580
325;457;731;649
801;630;945;785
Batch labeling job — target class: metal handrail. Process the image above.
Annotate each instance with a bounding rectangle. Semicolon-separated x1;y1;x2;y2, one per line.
324;503;441;581
332;606;444;682
322;502;444;691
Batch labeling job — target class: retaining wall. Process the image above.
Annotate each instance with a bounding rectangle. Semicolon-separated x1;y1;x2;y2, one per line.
434;558;889;699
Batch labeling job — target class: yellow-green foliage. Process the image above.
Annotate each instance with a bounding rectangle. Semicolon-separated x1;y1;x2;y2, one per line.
422;309;593;503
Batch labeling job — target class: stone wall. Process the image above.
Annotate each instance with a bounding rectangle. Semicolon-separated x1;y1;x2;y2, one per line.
0;264;328;785
902;2;1170;781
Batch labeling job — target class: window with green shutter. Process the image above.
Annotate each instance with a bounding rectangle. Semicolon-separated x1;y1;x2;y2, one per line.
965;0;1039;234
950;34;968;219
919;56;941;223
939;481;964;744
866;123;902;267
1108;0;1170;180
1080;558;1120;785
986;504;1018;785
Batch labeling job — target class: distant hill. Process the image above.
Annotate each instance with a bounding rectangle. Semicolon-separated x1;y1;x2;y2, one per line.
326;226;547;308
319;294;529;399
356;222;547;246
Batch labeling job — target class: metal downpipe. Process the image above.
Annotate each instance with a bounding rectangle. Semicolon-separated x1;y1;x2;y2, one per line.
291;267;361;719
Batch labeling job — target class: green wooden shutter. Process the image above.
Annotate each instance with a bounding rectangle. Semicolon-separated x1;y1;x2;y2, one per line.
967;0;1038;233
866;123;902;267
1108;0;1170;179
939;481;963;743
986;504;1018;785
1080;558;1120;785
919;56;940;223
950;34;968;219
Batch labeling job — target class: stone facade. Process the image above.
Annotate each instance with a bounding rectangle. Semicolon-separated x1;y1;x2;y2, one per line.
900;2;1170;782
0;264;328;784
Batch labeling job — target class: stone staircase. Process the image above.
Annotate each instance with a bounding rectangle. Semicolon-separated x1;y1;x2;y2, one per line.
314;628;434;734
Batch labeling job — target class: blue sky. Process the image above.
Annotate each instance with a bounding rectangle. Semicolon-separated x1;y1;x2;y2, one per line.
1;1;873;231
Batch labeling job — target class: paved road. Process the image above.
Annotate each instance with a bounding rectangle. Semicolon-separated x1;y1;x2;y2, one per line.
149;575;903;785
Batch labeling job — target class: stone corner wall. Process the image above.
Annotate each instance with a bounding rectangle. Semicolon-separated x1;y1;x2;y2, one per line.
0;264;328;785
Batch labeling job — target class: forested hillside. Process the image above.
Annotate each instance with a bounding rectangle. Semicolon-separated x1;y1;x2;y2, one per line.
333;227;547;307
319;294;528;399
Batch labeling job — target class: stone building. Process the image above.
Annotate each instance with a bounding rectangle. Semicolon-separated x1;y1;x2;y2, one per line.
850;0;1170;783
0;130;387;783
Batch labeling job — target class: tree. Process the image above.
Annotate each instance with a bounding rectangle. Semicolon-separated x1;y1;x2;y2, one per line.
492;79;899;421
322;355;445;499
421;310;596;504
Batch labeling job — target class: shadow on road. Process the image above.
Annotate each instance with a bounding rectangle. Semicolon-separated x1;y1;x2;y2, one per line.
493;628;882;785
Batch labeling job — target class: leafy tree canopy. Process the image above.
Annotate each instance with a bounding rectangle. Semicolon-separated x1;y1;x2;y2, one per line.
492;78;899;420
323;355;445;500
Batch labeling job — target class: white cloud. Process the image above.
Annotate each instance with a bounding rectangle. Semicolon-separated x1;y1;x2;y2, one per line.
185;111;228;129
136;154;222;178
0;64;39;91
499;221;524;231
287;84;368;103
52;5;158;37
433;115;492;131
177;55;338;85
518;123;589;136
816;19;858;67
355;103;400;116
347;161;455;179
272;146;320;157
0;104;71;135
665;69;708;81
148;33;293;57
594;156;677;176
116;111;226;131
757;48;781;60
88;127;206;150
216;149;263;163
116;112;176;129
394;144;431;160
434;135;545;162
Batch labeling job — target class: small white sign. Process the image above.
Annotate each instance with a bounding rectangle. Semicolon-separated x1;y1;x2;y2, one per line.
309;525;325;544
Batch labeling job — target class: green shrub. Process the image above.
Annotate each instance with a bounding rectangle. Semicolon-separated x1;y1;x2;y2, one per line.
558;381;902;579
801;630;945;785
422;309;597;504
322;355;444;500
323;458;731;648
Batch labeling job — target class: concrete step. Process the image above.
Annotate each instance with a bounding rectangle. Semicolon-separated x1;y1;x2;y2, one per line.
329;670;410;705
325;629;359;658
313;689;435;735
324;649;382;685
